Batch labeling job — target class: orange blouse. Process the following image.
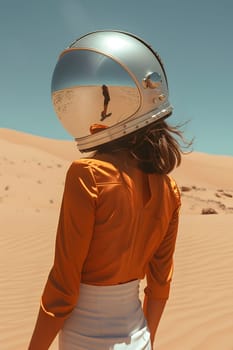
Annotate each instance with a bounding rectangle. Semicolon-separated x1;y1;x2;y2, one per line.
41;155;181;318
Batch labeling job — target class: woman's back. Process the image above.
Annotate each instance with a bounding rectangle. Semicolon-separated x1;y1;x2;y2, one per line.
72;152;181;287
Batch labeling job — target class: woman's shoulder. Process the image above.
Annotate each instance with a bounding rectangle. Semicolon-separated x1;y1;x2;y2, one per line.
67;157;121;184
66;158;95;173
164;174;181;205
65;158;98;183
70;157;117;171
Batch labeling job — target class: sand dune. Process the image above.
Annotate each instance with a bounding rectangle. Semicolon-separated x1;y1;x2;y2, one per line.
0;128;232;349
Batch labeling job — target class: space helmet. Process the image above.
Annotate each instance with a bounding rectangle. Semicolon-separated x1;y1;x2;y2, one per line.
51;30;173;152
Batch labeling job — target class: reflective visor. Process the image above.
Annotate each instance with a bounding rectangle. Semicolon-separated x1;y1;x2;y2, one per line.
51;49;141;138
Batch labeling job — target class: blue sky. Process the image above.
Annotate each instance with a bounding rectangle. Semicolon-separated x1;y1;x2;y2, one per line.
1;0;233;156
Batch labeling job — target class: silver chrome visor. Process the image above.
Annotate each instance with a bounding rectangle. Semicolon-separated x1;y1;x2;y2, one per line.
51;49;141;139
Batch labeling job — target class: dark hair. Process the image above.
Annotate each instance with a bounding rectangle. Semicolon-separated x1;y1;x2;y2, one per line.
97;119;192;174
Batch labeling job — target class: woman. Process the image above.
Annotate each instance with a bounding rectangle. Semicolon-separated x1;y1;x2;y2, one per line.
28;30;188;349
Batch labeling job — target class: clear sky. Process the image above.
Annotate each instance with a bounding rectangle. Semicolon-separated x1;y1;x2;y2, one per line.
1;0;233;156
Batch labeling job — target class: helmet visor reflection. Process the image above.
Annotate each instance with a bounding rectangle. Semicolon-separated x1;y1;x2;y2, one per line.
52;49;139;91
51;49;140;138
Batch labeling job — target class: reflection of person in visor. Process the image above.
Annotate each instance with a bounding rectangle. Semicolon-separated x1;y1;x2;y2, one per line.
100;84;112;121
29;30;192;350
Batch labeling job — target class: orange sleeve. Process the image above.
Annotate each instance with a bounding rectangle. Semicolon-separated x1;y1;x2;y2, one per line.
41;161;98;318
145;180;181;300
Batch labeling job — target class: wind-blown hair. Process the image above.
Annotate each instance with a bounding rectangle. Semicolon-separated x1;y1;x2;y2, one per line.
96;119;192;174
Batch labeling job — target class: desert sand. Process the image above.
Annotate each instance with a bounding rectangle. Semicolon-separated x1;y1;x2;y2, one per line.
0;128;232;349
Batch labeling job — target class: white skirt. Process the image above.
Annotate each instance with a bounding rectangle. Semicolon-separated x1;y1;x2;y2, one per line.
59;280;151;350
